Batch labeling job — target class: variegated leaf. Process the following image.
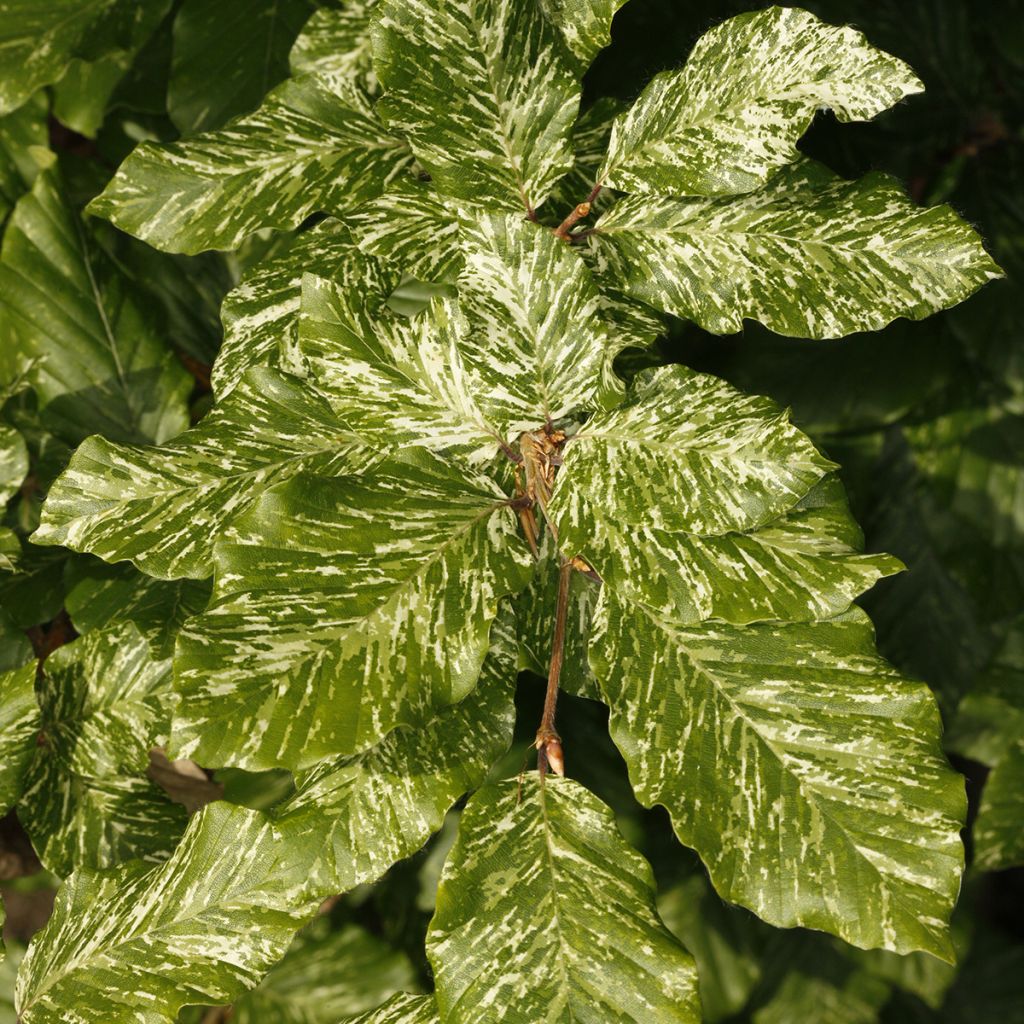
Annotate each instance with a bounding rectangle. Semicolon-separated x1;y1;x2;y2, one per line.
34;367;373;580
172;448;532;770
228;921;419;1023
0;661;37;814
16;623;187;876
973;739;1024;871
592;602;965;960
0;424;28;504
0;166;190;445
348;179;462;282
88;74;412;254
372;0;580;212
302;213;626;457
275;609;516;894
0;0;138;116
549;96;623;214
427;775;701;1023
591;160;1002;339
350;994;440;1024
538;0;627;71
214;219;400;398
14;803;319;1023
291;2;378;95
599;7;922;197
168;0;316;133
64;560;211;659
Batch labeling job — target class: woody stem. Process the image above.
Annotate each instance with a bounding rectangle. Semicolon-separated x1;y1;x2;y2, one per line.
552;183;603;241
537;557;572;778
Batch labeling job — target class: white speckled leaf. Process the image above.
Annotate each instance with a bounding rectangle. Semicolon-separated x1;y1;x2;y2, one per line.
350;994;440;1024
88;73;411;254
301;213;624;458
427;775;701;1023
34;367;373;580
348;178;462;282
214;219;400;398
371;0;580;212
0;661;37;814
549;366;900;623
591;160;1002;339
0;424;28;504
0;166;190;445
229;922;419;1024
14;802;319;1023
973;739;1024;871
549;96;623;214
599;6;922;197
275;609;516;895
172;448;532;770
537;0;627;71
291;1;379;94
592;602;966;960
16;623;187;877
168;0;316;134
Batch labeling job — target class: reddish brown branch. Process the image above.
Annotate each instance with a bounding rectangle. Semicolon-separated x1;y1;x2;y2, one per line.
536;558;571;779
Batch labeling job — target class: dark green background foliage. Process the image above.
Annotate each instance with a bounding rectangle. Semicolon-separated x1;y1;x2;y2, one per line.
0;1;1021;1021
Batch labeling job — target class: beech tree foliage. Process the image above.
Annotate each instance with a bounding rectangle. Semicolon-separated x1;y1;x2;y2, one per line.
0;2;1020;1022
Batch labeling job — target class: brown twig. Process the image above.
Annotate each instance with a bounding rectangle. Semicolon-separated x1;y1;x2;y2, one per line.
553;184;603;241
536;558;571;779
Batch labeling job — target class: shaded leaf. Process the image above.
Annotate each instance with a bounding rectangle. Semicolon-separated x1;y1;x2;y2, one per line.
0;662;37;815
290;2;378;94
169;0;316;133
973;739;1024;871
0;166;190;445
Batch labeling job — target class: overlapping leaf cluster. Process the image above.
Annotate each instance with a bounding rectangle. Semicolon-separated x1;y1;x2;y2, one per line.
0;2;1015;1023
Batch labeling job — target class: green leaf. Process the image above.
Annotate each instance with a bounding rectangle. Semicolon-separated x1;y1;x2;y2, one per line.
591;160;1002;339
599;7;922;197
51;1;170;138
0;528;20;573
300;213;626;457
0;607;33;671
274;609;517;894
0;0;143;116
88;74;411;254
0;92;48;220
973;739;1024;871
538;0;627;71
14;802;319;1023
549;96;622;214
229;922;419;1023
34;367;372;580
372;0;580;211
427;775;701;1023
658;871;767;1023
592;604;965;960
748;933;891;1024
0;661;37;815
64;560;211;659
290;2;378;95
173;448;532;770
214;219;400;399
349;994;440;1024
168;0;316;134
0;166;191;445
17;623;187;876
